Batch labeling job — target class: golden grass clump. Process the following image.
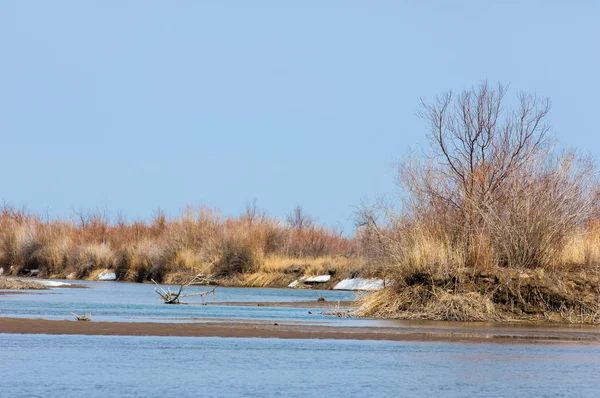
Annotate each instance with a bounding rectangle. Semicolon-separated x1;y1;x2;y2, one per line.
260;254;357;277
172;248;206;271
161;269;200;285
559;225;600;271
423;292;504;322
0;221;38;272
71;242;116;278
0;277;48;290
80;242;115;267
212;230;264;277
358;287;504;322
234;272;293;288
395;228;466;279
119;239;166;282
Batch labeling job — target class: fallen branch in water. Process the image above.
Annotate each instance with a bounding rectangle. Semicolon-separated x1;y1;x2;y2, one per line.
72;312;92;321
152;275;216;305
321;301;353;318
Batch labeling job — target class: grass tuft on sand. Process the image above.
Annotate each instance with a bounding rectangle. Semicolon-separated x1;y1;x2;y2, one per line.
0;277;48;290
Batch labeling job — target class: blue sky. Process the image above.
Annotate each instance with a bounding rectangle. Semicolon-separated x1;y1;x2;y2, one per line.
1;1;599;231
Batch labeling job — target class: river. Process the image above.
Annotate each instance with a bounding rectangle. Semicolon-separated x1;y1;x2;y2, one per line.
1;280;599;397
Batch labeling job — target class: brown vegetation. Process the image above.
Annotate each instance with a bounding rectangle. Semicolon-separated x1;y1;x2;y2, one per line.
0;204;357;287
357;81;600;324
0;277;47;290
2;83;598;324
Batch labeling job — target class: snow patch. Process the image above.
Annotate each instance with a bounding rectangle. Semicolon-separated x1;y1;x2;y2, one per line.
40;280;72;288
287;280;300;288
304;275;331;283
287;277;306;288
333;278;387;291
98;270;117;281
288;275;331;288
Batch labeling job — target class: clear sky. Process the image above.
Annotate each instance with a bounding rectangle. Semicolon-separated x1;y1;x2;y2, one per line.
1;1;598;231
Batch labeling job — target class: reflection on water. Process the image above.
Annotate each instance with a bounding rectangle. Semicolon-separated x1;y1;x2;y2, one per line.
1;334;598;398
0;280;358;323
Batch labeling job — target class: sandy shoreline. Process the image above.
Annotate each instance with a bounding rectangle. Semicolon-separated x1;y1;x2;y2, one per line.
1;317;599;344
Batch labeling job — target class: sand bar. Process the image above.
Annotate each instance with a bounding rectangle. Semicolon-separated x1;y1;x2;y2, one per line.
1;317;599;344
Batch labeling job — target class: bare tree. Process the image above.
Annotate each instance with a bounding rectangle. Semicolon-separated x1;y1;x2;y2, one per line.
286;205;313;231
398;82;552;265
244;198;259;224
411;81;551;213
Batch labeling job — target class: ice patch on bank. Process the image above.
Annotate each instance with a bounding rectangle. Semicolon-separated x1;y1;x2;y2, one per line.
304;275;331;283
333;278;388;291
98;270;117;281
287;275;331;288
39;280;72;288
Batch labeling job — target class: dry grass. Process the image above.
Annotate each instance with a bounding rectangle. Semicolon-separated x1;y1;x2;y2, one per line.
0;277;48;290
261;254;357;276
161;269;200;285
118;239;167;283
357;264;600;324
212;231;263;277
0;221;38;273
559;225;600;270
73;242;116;278
234;272;294;288
0;205;357;287
359;288;504;322
172;248;205;271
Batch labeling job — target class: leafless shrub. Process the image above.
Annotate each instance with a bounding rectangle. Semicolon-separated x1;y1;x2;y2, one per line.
286;205;313;231
212;233;262;277
356;81;600;322
366;81;597;273
483;151;598;269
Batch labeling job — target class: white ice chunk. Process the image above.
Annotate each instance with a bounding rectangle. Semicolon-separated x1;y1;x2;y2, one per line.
287;280;300;288
40;280;72;287
304;275;331;283
333;278;387;291
97;270;117;281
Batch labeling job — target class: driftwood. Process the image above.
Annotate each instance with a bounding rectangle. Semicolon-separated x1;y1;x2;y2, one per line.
72;312;92;321
321;301;353;318
152;275;217;305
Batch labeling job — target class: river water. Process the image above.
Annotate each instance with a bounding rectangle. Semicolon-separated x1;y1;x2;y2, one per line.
0;280;357;323
1;281;599;397
1;333;599;397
